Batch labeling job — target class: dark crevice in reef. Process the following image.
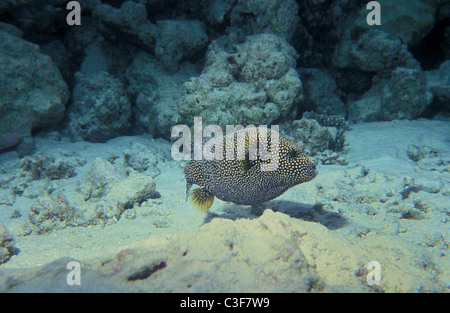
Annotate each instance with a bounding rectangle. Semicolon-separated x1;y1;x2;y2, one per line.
126;260;167;281
410;18;450;71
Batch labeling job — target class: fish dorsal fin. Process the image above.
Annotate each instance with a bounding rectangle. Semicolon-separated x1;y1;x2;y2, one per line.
189;188;215;212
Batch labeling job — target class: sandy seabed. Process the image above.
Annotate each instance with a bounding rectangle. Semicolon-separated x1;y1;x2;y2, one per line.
0;119;448;292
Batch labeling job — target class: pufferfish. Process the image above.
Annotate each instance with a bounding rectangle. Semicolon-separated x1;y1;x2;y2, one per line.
184;126;318;211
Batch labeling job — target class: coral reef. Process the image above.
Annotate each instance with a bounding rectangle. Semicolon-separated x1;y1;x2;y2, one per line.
94;1;157;52
302;111;349;130
177;33;302;128
95;1;208;73
125;53;197;136
291;112;347;152
228;0;300;41
348;68;433;122
154;19;208;72
298;68;346;116
68;71;132;143
381;68;433;120
288;112;348;165
0;0;448;294
350;0;437;48
349;30;419;77
330;0;445;118
0;0;447;154
0;1;67;39
0;30;69;152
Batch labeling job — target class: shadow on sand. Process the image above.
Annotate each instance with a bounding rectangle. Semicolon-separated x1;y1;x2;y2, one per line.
204;199;348;230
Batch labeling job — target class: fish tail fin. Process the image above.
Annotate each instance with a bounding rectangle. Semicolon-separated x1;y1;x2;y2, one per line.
189;188;215;212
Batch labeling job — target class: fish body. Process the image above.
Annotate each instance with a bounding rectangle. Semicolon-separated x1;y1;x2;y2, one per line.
184;127;318;211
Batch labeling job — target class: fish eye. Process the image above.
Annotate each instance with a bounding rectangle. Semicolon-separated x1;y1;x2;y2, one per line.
289;149;299;158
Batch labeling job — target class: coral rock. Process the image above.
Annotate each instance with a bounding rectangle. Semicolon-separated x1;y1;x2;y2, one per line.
0;30;69;151
68;72;131;142
177;33;302;128
155;20;208;72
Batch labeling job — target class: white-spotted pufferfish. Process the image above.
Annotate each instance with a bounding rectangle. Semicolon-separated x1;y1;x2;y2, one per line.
184;126;318;211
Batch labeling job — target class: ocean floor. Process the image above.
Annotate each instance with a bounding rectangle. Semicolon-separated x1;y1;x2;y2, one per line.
0;119;449;292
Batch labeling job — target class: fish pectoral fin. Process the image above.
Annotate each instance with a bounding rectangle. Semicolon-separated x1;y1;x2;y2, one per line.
238;158;251;174
189;188;215;212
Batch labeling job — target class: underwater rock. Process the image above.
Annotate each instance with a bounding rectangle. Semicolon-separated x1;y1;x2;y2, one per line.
407;144;439;163
291;118;336;154
348;77;386;123
75;34;133;84
177;33;302;128
28;193;84;234
205;0;234;25
444;25;450;60
288;112;348;165
125;52;198;137
425;60;450;110
291;112;347;154
95;2;208;72
0;133;22;152
0;30;69;152
1;210;323;292
68;71;131;142
23;157;158;234
63;17;100;57
381;67;433;120
2;1;67;40
0;188;15;206
39;40;73;82
20;155;76;181
349;68;433;122
298;68;346;117
228;0;300;41
302;111;349;130
350;29;419;77
332;0;440;99
236;33;298;81
0;21;23;37
77;40;109;77
155;20;208;72
123;142;161;177
94;1;157;52
107;171;157;211
351;0;438;48
295;0;362;68
0;223;17;264
407;143;450;173
82;158;156;211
